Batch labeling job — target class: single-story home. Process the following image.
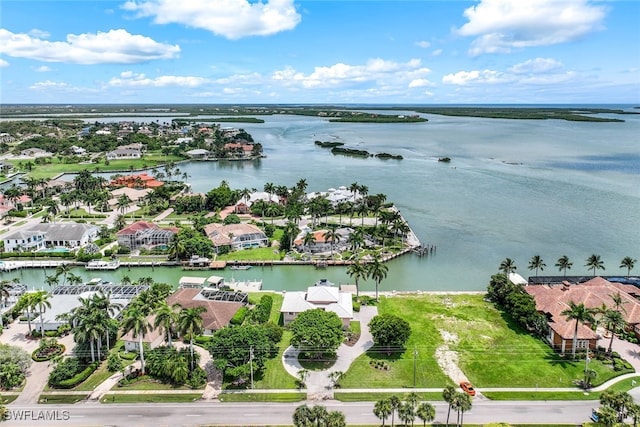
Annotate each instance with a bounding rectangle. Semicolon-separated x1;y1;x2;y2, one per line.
203;223;268;253
110;173;164;189
293;228;351;254
106;148;142;160
167;288;245;335
185;149;211;159
525;276;640;354
280;279;353;327
122;315;165;352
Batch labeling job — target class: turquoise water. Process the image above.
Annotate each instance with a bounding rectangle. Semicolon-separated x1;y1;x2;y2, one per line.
2;108;639;292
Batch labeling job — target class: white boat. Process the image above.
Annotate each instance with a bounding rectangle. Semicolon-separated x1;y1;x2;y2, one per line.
85;260;120;270
230;265;251;270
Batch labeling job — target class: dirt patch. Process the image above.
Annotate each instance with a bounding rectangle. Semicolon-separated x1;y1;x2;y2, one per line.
435;329;466;384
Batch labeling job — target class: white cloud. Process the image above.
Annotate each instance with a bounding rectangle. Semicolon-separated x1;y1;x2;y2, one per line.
431;49;443;57
28;29;50;39
442;70;510;85
29;80;69;89
0;29;180;64
109;71;209;87
456;0;607;55
272;58;430;89
408;79;434;88
415;40;431;48
0;58;8;67
34;65;52;72
123;0;301;39
509;58;563;74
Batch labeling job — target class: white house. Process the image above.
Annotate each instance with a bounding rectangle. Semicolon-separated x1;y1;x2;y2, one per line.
3;223;98;251
106;148;142;160
234;192;280;214
306;186;361;207
280;279;353;327
2;229;46;252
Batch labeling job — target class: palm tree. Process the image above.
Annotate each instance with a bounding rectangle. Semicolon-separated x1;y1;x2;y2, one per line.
55;263;72;286
31;291;51;339
16;293;36;334
303;232;316;254
325;411;346;427
602;309;626;354
528;255;546;278
154;301;179;346
121;305;152;374
309;405;328;426
398;401;416;427
416;402;435;426
585;254;605;277
91;291;122;351
389;395;401;427
0;280;13;328
498;258;517;275
453;392;472;426
177;306;206;371
346;259;368;297
620;256;637;278
347;227;365;252
561;301;595;357
292;404;313;427
442;385;456;427
555;255;573;277
367;255;388;301
323;228;341;254
373;398;392;426
117;193;132;216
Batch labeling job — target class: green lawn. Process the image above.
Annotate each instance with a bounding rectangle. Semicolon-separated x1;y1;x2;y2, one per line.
8;155;184;180
39;394;88;404
217;247;283;261
251;331;298;390
115;376;200;390
73;360;113;391
0;395;19;404
100;393;202;403
218;392;305;402
334;391;444;402
481;391;600;400
342;294;633;389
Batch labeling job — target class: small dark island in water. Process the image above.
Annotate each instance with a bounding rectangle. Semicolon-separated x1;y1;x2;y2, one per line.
438;157;451;163
329;146;403;160
315;140;345;148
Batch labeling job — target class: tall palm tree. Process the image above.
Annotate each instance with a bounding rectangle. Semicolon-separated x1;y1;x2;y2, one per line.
55;263;72;286
620;257;637;278
398;402;416;427
453;392;472;426
561;301;595;357
346;259;368;297
498;258;517;275
602;309;626;354
442;385;456;427
121;305;153;374
292;404;313;427
154;301;179;347
303;232;316;254
528;255;546;278
367;255;388;301
389;395;401;427
31;291;51;339
585;254;605;277
177;306;206;371
373;398;392;426
92;291;122;351
555;255;573;277
16;293;36;334
322;228;341;254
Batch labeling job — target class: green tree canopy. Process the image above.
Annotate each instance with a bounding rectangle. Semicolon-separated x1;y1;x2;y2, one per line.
289;309;344;360
369;314;411;353
207;324;275;377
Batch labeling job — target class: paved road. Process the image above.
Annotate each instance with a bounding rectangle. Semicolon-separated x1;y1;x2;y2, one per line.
4;400;601;426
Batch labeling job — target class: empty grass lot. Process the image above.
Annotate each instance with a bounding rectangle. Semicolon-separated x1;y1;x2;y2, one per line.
341;294;631;389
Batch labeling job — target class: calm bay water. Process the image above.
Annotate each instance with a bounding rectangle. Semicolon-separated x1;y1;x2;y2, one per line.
3;108;639;292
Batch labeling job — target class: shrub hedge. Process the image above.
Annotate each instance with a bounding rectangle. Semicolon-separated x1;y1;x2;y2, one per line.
230;307;248;325
54;362;99;389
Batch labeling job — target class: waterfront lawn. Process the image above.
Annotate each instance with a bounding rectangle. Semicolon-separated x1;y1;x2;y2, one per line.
341;296;452;389
342;294;630;389
217;247;283;261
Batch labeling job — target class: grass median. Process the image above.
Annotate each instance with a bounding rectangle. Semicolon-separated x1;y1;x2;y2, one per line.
218;392;305;402
100;393;202;404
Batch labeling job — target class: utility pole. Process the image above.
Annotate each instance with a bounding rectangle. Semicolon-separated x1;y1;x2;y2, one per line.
413;348;418;388
250;346;254;390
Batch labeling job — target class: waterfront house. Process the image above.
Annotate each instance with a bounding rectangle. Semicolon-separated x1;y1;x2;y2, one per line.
20;148;52;158
306;186;361;207
525;277;640;353
280;279;353;327
110;173;164;189
293;228;351;254
117;221;177;250
185;149;211;159
166;288;245;335
122;315;165;352
203;223;268;253
109;187;151;205
106;148;142;160
234;191;280;214
224;142;255;157
3;222;98;252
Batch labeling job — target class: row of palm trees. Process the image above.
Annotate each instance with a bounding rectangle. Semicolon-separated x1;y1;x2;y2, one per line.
499;255;637;278
373;393;437;426
346;256;389;299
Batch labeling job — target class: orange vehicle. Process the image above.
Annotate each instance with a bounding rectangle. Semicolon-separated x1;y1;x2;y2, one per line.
459;381;476;396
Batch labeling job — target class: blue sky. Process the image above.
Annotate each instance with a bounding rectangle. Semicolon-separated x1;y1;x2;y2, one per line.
1;0;639;104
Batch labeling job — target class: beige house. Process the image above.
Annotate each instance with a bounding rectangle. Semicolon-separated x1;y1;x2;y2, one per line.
122;315;165;352
203;223;268;253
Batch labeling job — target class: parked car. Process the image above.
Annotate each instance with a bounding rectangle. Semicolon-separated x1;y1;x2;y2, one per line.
459;381;476;396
